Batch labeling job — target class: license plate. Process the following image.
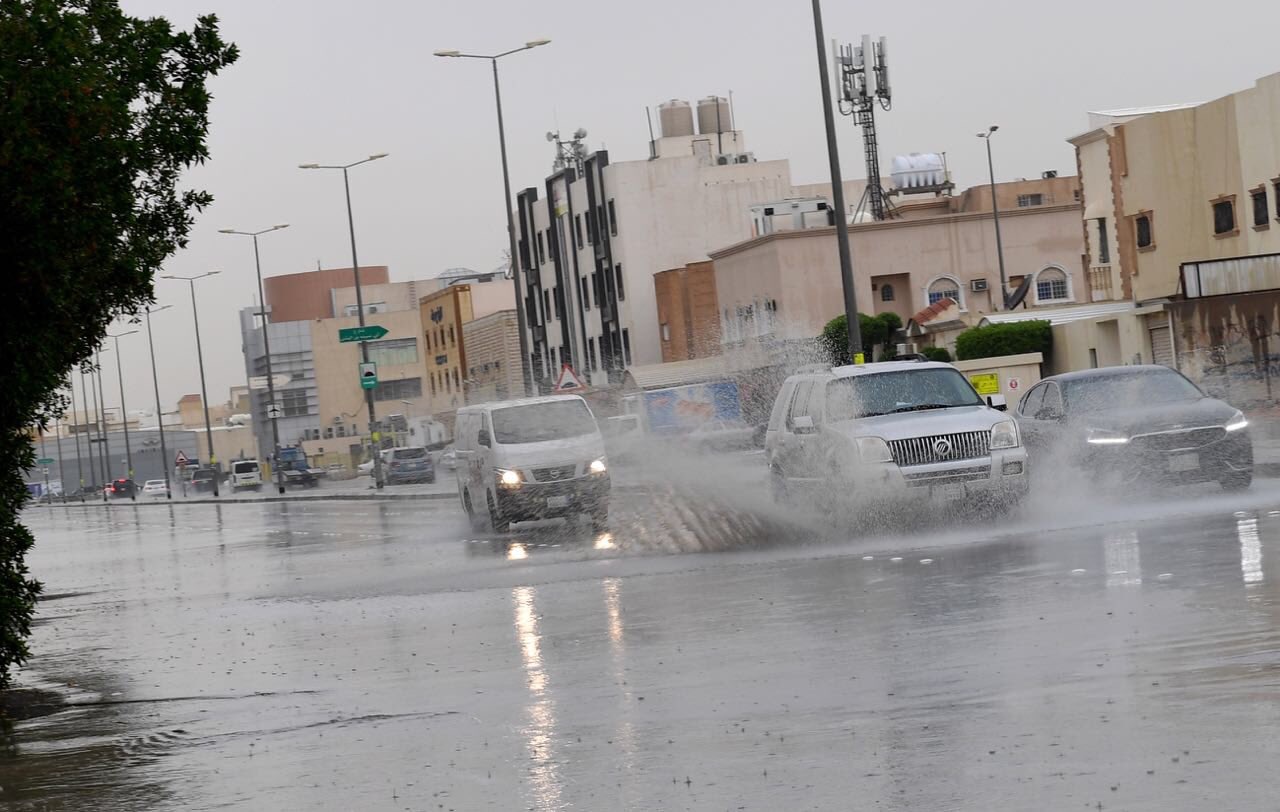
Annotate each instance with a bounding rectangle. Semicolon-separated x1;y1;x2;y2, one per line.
1168;453;1199;472
547;495;571;509
934;483;966;501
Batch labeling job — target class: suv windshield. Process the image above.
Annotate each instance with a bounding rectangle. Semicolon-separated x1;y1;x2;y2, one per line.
825;367;984;420
391;447;427;460
492;400;596;444
1064;369;1203;413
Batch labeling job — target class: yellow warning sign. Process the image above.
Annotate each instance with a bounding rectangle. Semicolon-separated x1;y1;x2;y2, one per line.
969;373;1000;395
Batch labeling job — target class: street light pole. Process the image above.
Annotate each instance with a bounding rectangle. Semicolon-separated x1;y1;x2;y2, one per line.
220;224;290;494
435;39;551;396
299;155;389;489
80;367;102;495
144;305;174;499
978;126;1009;309
809;0;863;361
163;271;222;497
69;373;85;500
107;330;139;499
94;347;112;490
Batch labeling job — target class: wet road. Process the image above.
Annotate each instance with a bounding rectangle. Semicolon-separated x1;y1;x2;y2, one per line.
6;479;1280;810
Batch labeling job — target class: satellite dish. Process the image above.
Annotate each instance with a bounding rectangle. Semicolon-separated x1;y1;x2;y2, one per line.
545;131;556;142
1005;276;1033;310
574;127;588;140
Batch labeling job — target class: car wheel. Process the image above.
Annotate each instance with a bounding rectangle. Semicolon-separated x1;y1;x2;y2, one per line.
486;490;510;533
591;501;610;533
770;466;789;505
1220;470;1253;492
462;488;484;531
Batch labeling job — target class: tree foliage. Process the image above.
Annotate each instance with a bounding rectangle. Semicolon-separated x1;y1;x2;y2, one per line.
954;321;1053;361
820;312;904;364
921;346;953;363
0;0;237;687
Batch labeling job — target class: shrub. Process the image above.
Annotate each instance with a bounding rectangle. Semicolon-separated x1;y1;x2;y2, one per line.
820;312;904;364
921;346;953;363
954;321;1052;361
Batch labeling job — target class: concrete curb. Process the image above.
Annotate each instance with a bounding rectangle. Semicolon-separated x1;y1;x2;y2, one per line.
48;484;654;508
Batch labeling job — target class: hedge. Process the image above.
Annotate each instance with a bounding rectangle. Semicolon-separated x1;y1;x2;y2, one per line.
954;320;1052;361
921;346;953;363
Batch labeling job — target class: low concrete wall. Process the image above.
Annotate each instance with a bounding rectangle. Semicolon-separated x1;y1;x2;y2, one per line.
953;352;1044;409
1169;290;1280;409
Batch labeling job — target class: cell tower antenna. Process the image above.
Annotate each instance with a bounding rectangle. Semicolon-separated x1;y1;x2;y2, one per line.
835;33;895;221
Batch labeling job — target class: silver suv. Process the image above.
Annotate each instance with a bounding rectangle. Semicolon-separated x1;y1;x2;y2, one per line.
765;360;1028;510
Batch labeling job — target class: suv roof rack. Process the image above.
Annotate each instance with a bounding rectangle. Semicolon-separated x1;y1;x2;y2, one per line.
793;363;832;374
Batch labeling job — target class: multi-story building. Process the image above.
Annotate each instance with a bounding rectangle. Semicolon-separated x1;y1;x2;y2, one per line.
654;261;721;362
462;310;524;403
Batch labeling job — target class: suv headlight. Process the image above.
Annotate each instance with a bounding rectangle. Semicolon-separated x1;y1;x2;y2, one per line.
990;420;1020;450
856;436;894;463
589;458;608;474
495;468;522;486
1225;410;1249;432
1086;428;1129;445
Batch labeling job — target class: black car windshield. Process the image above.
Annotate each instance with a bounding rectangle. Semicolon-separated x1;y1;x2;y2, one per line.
1064;370;1203;413
492;400;596;444
826;368;984;420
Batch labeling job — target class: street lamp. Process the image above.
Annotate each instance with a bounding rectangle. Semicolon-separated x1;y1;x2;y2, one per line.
106;329;139;499
144;304;174;499
299;154;389;488
220;223;291;494
162;271;222;497
977;125;1009;309
434;38;550;395
94;345;112;499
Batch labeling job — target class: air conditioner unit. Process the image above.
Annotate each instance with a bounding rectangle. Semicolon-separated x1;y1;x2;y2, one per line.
735;154;751;164
716;155;731;166
970;278;989;292
331;416;343;425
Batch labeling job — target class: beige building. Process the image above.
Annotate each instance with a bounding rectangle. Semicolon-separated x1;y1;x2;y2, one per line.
419;285;476;416
462;310;524;403
654;261;721;362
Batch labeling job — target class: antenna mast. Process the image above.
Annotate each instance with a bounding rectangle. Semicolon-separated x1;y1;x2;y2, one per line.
546;128;589;175
835;35;895;221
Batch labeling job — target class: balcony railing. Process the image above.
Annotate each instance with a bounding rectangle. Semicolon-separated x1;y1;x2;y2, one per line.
1089;266;1115;301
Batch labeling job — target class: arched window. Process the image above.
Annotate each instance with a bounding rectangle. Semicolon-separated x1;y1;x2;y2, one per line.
1035;266;1071;302
927;276;962;307
881;283;895;302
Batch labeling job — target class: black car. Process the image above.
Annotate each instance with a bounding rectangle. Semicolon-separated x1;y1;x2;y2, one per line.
1014;365;1253;490
108;478;137;498
190;467;219;492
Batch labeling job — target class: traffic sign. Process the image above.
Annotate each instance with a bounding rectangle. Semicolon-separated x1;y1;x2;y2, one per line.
266;402;283;420
339;325;389;343
36;457;54;466
553;364;586;393
1008;377;1021;391
175;450;189;466
249;374;291;390
969;373;1000;395
359;362;378;390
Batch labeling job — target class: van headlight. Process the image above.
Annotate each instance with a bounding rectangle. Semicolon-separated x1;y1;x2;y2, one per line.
496;468;522;486
1086;428;1129;445
1225;410;1249;432
856;437;894;463
990;420;1020;450
588;458;608;475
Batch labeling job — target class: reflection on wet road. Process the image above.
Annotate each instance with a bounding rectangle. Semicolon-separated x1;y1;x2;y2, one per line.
6;483;1280;810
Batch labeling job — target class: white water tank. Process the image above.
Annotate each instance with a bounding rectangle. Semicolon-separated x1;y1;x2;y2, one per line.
658;99;694;138
891;153;946;189
697;95;731;135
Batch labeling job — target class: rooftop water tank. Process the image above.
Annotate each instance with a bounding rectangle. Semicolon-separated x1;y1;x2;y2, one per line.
658;99;694;138
890;153;946;190
697;95;731;135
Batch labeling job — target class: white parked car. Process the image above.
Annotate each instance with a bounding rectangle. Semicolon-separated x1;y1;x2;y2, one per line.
438;445;458;471
765;359;1027;511
358;458;375;476
142;479;169;497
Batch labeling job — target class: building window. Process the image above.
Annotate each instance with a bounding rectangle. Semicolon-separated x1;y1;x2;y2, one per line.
543;289;551;322
608;199;618;235
588;338;597;370
1095;218;1110;264
581;276;591;310
1251;187;1269;229
1135;212;1154;249
448;325;455;346
343;302;386;317
336;425;346;438
880;283;895;302
1275;179;1280;220
373;377;422;401
1016;193;1043;208
1212;196;1237;236
279;388;310;417
586;210;596;244
453;369;460;390
323;426;333;440
927;276;962;307
661;323;671;342
1035;267;1071;302
429;374;436;396
553;288;563;320
615;264;625;300
575;214;584;248
537;231;546;264
622;328;632;365
366;337;417;367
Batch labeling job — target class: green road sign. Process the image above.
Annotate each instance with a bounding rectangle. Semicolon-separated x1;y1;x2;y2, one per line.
339;325;389;343
37;457;55;465
359;361;378;390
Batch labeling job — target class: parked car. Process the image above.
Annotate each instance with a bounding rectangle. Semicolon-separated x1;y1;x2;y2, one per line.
379;446;435;485
108;478;137;498
765;360;1027;510
454;395;610;532
358;458;375;476
690;419;758;453
438;445;458;471
1014;365;1253;490
230;459;263;491
190;467;219;493
141;479;169;497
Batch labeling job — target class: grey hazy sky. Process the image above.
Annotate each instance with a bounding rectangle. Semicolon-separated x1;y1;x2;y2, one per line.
99;0;1280;415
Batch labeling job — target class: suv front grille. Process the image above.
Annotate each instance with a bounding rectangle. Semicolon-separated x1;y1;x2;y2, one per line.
889;431;991;466
532;464;577;482
1131;427;1225;452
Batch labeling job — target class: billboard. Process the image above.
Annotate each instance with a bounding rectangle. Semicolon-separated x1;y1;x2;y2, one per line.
640;381;742;434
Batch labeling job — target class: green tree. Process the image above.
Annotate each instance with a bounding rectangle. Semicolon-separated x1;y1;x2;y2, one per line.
954;321;1053;361
1;0;237;687
820;312;904;364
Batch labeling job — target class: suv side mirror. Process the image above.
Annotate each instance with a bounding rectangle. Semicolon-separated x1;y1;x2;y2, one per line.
477;428;491;447
986;394;1008;412
792;415;816;435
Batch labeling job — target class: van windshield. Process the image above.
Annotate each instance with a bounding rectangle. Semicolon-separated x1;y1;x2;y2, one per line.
492;400;596;444
826;368;984;420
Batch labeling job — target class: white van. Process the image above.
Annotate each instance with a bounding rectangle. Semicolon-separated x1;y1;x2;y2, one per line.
454;395;610;532
230;459;264;491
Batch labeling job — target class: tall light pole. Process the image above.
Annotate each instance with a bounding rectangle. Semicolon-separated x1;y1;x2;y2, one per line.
144;305;174;499
80;366;103;494
220;223;290;494
809;2;863;362
978;126;1009;309
107;330;139;498
299;155;389;489
69;373;85;500
435;38;551;395
94;346;112;491
163;271;222;497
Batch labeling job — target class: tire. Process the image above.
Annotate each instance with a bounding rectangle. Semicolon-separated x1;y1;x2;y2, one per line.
1220;470;1253;492
591;499;610;533
770;467;789;505
486;490;511;533
463;488;485;532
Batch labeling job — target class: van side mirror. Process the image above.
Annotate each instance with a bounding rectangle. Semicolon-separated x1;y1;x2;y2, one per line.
792;415;816;435
986;394;1008;412
477;428;491;448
